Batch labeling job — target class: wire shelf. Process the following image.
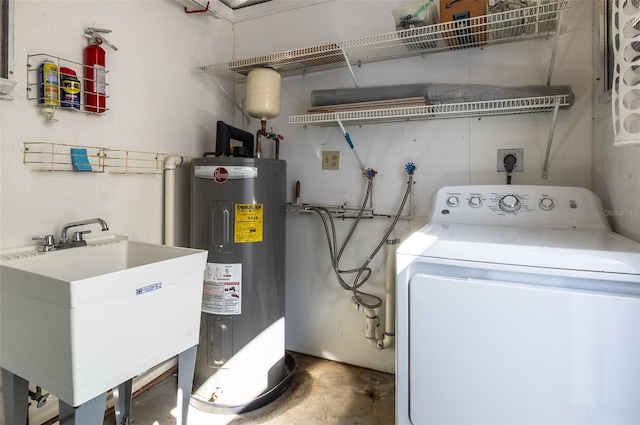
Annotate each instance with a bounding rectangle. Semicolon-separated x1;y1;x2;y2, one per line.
23;142;165;175
288;95;570;126
196;0;567;82
27;53;110;116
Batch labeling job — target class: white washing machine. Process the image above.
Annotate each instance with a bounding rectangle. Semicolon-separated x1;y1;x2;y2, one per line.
396;185;640;425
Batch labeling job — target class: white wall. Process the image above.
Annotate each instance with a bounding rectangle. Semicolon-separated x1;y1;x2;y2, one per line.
593;97;640;241
0;0;233;251
0;2;232;417
234;0;595;373
0;0;610;383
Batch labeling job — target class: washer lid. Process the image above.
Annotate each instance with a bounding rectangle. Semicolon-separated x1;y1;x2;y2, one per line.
397;223;640;275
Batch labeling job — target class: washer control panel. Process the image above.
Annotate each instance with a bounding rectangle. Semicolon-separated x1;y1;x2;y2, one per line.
498;195;520;212
430;185;609;229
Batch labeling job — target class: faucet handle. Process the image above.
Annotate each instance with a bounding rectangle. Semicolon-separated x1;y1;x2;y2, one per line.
32;235;56;251
72;230;91;243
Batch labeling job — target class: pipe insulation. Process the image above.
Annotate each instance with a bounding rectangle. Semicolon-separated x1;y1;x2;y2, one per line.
164;155;184;247
310;84;575;108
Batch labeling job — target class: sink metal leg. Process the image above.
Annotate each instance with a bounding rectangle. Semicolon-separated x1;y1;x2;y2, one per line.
58;391;107;425
113;379;133;425
177;345;197;425
1;368;29;425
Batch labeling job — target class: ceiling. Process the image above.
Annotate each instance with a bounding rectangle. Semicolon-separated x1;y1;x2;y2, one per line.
179;0;332;23
218;0;273;10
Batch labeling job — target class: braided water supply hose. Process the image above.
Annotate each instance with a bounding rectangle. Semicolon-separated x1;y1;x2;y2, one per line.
352;162;416;349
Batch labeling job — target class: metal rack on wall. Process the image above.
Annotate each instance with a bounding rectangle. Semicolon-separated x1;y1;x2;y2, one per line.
26;53;109;118
23;142;165;175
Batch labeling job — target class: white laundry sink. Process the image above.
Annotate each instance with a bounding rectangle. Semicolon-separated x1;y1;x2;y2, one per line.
0;236;207;407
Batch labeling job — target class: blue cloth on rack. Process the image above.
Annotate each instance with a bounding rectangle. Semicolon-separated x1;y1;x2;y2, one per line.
70;148;92;172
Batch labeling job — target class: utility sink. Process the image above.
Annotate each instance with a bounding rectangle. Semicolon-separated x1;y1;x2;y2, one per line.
0;236;207;407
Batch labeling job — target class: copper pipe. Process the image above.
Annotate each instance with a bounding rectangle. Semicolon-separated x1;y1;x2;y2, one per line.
256;120;284;159
255;119;267;159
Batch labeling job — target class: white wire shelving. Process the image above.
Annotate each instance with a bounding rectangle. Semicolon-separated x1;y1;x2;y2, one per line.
197;0;569;178
289;95;571;126
196;0;567;82
197;0;568;126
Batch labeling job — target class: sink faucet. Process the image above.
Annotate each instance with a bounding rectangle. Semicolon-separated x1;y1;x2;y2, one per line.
60;218;109;244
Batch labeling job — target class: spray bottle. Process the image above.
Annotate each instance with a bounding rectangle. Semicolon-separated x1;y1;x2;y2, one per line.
84;28;117;113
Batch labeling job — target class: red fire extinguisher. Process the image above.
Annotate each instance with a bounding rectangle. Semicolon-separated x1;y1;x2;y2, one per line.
84;28;117;113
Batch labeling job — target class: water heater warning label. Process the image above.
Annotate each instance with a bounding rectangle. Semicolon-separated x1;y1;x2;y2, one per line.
235;203;263;243
202;263;242;315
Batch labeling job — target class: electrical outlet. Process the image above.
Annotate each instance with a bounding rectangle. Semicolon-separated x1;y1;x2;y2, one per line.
497;148;524;172
322;151;340;170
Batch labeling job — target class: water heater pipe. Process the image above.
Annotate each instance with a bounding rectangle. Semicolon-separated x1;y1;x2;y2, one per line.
164;155;184;246
255;119;283;160
256;119;266;158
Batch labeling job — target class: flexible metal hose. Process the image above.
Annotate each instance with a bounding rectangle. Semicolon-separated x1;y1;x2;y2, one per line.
310;173;414;308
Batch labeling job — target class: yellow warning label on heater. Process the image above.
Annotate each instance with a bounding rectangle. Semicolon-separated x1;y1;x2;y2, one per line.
235;203;263;243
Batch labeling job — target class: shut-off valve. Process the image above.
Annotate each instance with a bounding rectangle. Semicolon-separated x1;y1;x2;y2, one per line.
364;168;377;179
405;162;417;175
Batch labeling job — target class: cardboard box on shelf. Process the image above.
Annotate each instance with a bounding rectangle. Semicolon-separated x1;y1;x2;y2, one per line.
440;0;488;47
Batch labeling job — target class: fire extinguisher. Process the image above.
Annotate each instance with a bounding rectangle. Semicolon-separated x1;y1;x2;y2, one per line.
84;28;117;113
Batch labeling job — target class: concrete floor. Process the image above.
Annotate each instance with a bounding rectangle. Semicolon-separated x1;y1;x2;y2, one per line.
102;351;395;425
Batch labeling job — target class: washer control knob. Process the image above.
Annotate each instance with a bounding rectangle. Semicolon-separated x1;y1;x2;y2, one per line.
539;197;554;210
446;196;459;207
468;196;482;208
499;195;521;213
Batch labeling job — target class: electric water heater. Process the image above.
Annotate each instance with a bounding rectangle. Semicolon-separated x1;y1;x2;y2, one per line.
190;121;291;413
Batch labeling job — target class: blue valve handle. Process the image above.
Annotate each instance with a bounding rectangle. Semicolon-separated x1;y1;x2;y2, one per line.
405;162;416;174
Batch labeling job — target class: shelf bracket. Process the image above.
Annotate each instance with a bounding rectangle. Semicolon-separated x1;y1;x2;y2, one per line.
339;45;359;88
541;95;562;179
206;74;251;125
546;6;564;85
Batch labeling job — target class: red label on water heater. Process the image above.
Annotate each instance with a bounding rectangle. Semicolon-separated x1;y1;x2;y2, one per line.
213;167;229;183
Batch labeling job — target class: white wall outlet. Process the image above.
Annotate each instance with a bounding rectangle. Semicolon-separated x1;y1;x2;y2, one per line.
322;151;340;170
497;148;524;172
